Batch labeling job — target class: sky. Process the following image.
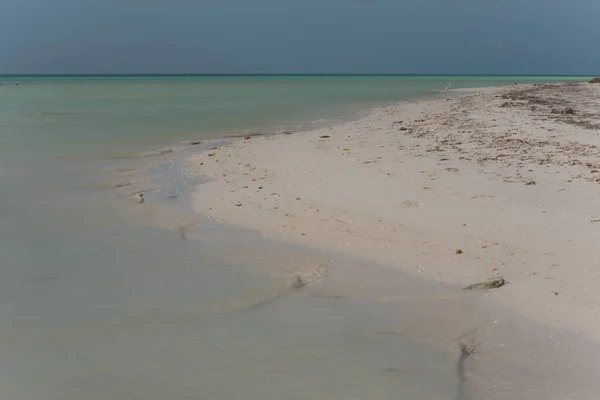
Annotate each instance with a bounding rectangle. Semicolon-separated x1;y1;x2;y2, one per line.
1;0;599;75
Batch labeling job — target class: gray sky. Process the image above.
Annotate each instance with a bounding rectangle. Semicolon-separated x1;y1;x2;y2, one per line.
1;0;599;74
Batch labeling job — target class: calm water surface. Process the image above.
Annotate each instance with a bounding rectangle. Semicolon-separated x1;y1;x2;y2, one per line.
0;75;591;399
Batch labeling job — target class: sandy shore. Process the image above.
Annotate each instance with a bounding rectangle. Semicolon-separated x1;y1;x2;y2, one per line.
187;82;600;343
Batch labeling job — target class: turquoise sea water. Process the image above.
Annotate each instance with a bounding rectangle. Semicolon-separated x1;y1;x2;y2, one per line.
0;75;590;158
0;75;592;399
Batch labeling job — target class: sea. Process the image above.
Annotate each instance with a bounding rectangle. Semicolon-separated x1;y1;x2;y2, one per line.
0;75;593;399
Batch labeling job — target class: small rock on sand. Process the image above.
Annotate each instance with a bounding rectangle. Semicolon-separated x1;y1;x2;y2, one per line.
292;276;308;289
463;277;506;290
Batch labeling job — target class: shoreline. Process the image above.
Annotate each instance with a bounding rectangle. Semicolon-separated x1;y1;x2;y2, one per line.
102;80;600;398
186;81;600;343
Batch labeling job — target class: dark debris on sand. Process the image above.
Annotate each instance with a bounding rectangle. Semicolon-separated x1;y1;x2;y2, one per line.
500;83;600;130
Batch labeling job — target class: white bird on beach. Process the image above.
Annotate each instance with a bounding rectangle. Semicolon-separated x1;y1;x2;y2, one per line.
444;83;451;91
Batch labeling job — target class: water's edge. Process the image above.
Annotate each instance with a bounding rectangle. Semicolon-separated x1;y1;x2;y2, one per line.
108;122;600;399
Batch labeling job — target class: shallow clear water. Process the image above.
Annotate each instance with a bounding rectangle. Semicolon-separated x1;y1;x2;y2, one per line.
0;75;593;399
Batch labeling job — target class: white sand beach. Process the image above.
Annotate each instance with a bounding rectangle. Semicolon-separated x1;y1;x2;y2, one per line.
188;82;600;343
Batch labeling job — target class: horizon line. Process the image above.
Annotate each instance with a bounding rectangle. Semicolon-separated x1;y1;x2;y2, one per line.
0;73;595;77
